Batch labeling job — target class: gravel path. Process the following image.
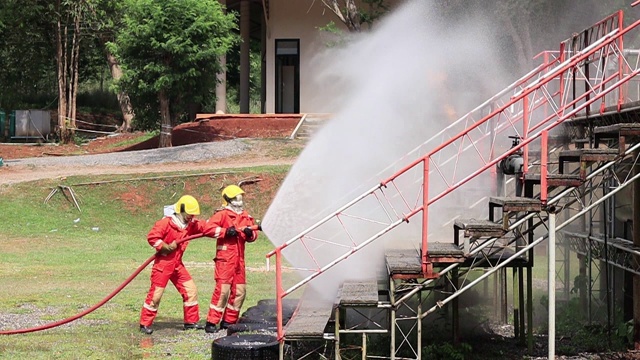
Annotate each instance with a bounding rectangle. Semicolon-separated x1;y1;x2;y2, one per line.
0;139;297;186
4;139;249;167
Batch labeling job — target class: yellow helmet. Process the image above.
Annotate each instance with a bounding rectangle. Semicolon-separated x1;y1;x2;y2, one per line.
221;185;245;206
175;195;200;215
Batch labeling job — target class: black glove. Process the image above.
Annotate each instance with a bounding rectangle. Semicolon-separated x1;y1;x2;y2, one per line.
226;226;237;237
257;224;262;231
243;227;253;238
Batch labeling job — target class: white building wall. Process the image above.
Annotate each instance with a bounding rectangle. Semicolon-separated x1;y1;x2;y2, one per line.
266;0;348;113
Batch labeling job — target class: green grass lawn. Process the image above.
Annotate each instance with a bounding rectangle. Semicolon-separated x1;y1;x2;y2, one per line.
0;166;300;359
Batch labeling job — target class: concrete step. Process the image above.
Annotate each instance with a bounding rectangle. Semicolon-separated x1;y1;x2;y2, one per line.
454;219;505;238
454;219;506;254
488;196;542;228
291;113;332;139
594;123;640;155
524;173;584;187
558;148;619;176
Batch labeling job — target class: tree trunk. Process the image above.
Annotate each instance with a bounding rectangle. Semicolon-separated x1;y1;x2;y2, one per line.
67;12;80;137
322;0;361;32
159;89;172;148
344;0;360;32
104;45;134;131
56;0;70;144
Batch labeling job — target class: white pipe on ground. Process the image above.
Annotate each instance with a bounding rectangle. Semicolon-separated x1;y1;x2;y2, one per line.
548;211;556;359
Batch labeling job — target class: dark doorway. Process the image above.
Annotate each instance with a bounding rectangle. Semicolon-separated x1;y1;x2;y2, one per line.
275;39;300;113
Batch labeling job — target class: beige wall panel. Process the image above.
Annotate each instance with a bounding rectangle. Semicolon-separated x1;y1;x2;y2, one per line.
267;0;347;113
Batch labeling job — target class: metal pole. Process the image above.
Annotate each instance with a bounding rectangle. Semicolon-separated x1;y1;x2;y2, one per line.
513;268;519;339
390;279;396;360
418;289;422;360
494;272;499;320
276;250;284;340
422;159;430;275
362;333;366;360
588;238;593;323
527;266;533;353
564;235;571;302
633;149;640;349
453;269;459;344
548;210;556;359
335;307;341;359
603;179;612;347
519;267;525;342
502;269;508;323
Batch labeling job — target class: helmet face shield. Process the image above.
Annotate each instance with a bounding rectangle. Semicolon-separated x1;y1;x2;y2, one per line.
221;185;245;206
230;194;243;207
228;194;244;213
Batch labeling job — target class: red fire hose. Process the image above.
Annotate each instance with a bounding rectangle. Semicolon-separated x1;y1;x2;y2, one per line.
0;233;204;335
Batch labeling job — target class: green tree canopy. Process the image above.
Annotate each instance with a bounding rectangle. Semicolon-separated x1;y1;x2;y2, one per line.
0;0;56;109
109;0;238;145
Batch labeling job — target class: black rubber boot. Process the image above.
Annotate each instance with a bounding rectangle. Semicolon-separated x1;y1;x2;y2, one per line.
183;323;204;330
204;321;218;333
139;325;153;335
220;320;232;329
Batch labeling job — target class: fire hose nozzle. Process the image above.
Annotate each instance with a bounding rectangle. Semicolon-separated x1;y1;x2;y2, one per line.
248;221;262;231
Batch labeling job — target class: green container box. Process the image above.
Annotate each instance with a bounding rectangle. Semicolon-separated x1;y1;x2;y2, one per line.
0;109;4;139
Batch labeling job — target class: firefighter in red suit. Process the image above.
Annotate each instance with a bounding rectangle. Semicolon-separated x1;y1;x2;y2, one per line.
139;195;204;335
203;185;260;333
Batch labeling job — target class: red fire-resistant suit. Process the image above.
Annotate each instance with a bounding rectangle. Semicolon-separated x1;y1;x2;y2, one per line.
139;216;203;327
203;208;258;325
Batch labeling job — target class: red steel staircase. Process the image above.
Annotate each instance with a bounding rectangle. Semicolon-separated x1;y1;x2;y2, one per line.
267;10;640;359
